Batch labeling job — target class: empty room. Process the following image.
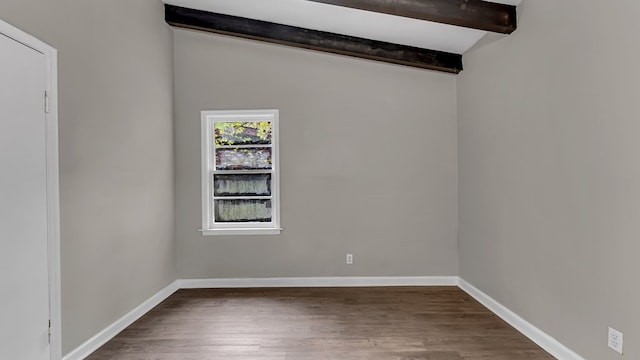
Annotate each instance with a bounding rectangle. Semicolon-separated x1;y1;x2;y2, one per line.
0;0;637;359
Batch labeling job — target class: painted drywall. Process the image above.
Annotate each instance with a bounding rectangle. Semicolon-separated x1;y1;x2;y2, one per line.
458;1;640;359
0;0;176;354
174;29;458;279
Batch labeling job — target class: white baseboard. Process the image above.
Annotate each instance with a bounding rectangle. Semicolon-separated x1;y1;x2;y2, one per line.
62;280;179;360
179;276;459;288
63;276;584;360
458;278;585;360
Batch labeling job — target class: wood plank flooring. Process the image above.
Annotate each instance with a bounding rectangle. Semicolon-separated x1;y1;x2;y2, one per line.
86;287;554;359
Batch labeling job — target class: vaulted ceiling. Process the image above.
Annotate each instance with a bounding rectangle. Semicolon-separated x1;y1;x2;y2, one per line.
163;0;521;73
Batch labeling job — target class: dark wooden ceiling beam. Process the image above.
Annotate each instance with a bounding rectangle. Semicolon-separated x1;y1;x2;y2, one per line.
165;4;463;73
306;0;517;34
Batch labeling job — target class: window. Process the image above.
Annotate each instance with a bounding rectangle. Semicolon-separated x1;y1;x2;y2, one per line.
201;109;280;235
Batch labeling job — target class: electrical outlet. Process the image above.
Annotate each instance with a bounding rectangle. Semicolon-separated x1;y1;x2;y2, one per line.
346;253;353;265
608;327;623;354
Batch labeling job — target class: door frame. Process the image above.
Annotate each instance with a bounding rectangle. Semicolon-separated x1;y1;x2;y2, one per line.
0;19;61;360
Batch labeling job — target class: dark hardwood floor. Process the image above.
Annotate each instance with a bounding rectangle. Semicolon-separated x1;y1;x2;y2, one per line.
87;287;554;359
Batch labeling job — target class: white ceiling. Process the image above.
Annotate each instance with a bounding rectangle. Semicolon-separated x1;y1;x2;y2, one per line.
163;0;521;54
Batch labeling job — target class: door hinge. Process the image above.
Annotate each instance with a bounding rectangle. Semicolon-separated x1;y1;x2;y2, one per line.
44;91;50;114
48;320;52;344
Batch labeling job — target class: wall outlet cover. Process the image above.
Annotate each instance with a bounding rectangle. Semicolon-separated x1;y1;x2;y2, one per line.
608;327;623;354
346;253;353;264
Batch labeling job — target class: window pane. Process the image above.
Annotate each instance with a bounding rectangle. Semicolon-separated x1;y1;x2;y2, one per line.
214;199;272;222
214;174;271;196
216;148;272;170
214;121;272;146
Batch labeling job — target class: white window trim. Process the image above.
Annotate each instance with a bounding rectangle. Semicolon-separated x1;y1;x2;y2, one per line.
201;109;281;236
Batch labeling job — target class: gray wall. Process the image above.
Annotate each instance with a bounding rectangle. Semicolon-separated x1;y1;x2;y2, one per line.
458;1;640;359
174;29;459;279
8;0;634;358
0;0;176;354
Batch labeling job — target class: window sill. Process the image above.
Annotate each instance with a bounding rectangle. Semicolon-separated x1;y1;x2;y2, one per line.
200;228;282;236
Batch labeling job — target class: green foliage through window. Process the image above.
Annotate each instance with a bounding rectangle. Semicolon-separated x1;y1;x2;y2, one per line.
214;121;272;146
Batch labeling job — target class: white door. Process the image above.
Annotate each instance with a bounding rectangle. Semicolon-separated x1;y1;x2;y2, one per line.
0;32;51;360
